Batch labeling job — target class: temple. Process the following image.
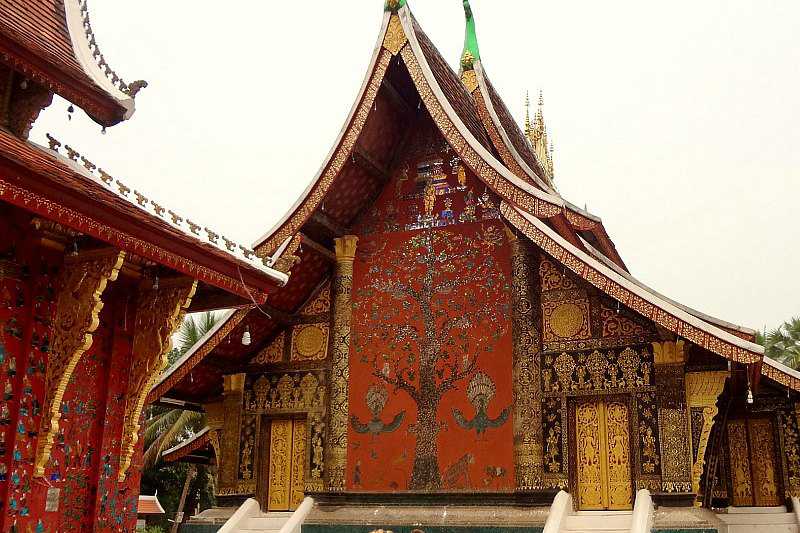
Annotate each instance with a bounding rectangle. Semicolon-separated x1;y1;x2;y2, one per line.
0;1;287;531
152;3;800;532
1;0;795;531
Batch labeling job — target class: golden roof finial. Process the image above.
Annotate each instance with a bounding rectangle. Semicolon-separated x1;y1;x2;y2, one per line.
524;91;532;138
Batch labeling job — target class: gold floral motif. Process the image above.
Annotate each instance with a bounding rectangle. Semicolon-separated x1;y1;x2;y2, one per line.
540;258;576;291
268;419;293;510
300;283;330;315
383;14;407;55
118;278;197;482
549;302;586;339
291;323;329;361
251;331;285;365
34;249;125;477
659;407;692;492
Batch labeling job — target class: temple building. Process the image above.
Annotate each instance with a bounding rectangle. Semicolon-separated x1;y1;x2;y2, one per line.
0;0;288;531
154;2;800;532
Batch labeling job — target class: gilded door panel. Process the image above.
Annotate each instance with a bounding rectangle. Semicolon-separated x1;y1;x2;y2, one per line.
267;419;292;511
604;401;632;510
576;401;605;510
749;419;780;507
289;420;306;510
728;419;753;506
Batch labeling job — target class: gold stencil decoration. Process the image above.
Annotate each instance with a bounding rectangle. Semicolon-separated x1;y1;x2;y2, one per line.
550;302;585;338
300;283;330;315
291;323;329;361
384;14;407;55
540;258;577;291
34;250;125;477
251;331;285;365
118;278;197;482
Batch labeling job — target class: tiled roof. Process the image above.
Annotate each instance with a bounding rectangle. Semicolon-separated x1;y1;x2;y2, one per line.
411;17;492;152
0;0;89;84
0;129;287;294
137;495;165;515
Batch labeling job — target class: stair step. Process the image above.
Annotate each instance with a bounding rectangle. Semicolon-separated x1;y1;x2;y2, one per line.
564;512;632;531
720;514;797;525
242;514;292;530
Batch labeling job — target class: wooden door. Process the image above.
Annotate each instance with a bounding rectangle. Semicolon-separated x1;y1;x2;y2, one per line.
576;399;632;510
727;418;781;507
267;419;306;511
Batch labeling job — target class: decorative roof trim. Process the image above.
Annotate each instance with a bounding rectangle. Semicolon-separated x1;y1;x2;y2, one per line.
474;62;552;192
252;13;395;256
64;0;141;120
578;234;756;338
148;308;248;403
162;426;212;463
502;202;763;364
761;357;800;392
137;495;166;515
44;134;286;285
397;8;564;217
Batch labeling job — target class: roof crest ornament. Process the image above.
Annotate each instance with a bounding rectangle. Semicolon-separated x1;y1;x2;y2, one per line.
460;0;480;72
43;134;280;276
77;0;147;98
384;0;407;12
525;89;555;185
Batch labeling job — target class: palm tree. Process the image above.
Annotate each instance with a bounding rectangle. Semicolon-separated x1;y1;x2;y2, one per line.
758;317;800;369
142;311;219;468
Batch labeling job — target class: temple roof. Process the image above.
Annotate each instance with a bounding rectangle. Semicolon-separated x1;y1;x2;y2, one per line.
0;129;287;307
161;427;213;464
155;1;767;404
137;495;165;515
0;0;143;126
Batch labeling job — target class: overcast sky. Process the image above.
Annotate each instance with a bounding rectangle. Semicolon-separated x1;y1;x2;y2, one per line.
31;1;799;332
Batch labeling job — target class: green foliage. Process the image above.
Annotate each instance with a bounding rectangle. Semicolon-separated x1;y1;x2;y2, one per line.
759;316;800;369
140;312;221;524
141;526;166;533
140;463;215;531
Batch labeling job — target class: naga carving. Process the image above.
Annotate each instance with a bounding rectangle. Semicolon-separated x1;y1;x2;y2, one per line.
33;249;125;477
118;277;197;482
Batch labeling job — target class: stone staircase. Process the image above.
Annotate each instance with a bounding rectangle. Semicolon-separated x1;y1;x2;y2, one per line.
561;510;633;533
235;511;294;533
718;506;799;533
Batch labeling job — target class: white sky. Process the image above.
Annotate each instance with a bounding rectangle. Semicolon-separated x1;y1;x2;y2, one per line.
31;1;799;332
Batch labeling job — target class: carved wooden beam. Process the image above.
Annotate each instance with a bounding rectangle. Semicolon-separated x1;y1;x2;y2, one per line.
381;77;414;116
118;277;197;482
34;248;125;477
310;212;347;239
300;234;336;263
686;370;729;497
353;144;390;182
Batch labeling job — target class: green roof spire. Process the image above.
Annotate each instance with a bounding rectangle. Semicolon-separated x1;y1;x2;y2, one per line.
385;0;407;12
461;0;480;70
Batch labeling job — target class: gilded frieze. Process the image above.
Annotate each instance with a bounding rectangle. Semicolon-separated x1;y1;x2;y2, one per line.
243;371;325;414
542;345;654;396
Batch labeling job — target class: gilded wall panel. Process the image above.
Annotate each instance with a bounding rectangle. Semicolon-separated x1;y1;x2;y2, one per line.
542;345;654;395
251;331;285;365
635;392;660;476
290;323;329;362
783;407;800;496
238;415;257;483
243;371;325;414
543;397;565;486
659;407;692;492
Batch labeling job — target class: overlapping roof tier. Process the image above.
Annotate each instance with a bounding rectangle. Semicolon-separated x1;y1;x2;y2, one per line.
0;0;143;125
0;129;287;309
154;1;786;405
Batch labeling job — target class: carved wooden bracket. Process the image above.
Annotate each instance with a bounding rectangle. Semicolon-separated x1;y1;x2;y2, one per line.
686;370;729;497
34;249;125;477
117;277;197;482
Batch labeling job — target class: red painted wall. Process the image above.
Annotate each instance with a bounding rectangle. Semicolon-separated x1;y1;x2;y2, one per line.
346;123;515;492
0;209;143;532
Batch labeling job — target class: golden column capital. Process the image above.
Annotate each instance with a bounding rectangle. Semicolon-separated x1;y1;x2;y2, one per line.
334;235;359;262
653;340;686;365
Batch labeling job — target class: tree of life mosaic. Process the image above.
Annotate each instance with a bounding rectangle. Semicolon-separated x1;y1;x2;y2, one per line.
346;123;515;492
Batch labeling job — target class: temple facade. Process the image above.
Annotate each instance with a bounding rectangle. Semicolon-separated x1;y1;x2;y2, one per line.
156;2;800;530
0;1;288;530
